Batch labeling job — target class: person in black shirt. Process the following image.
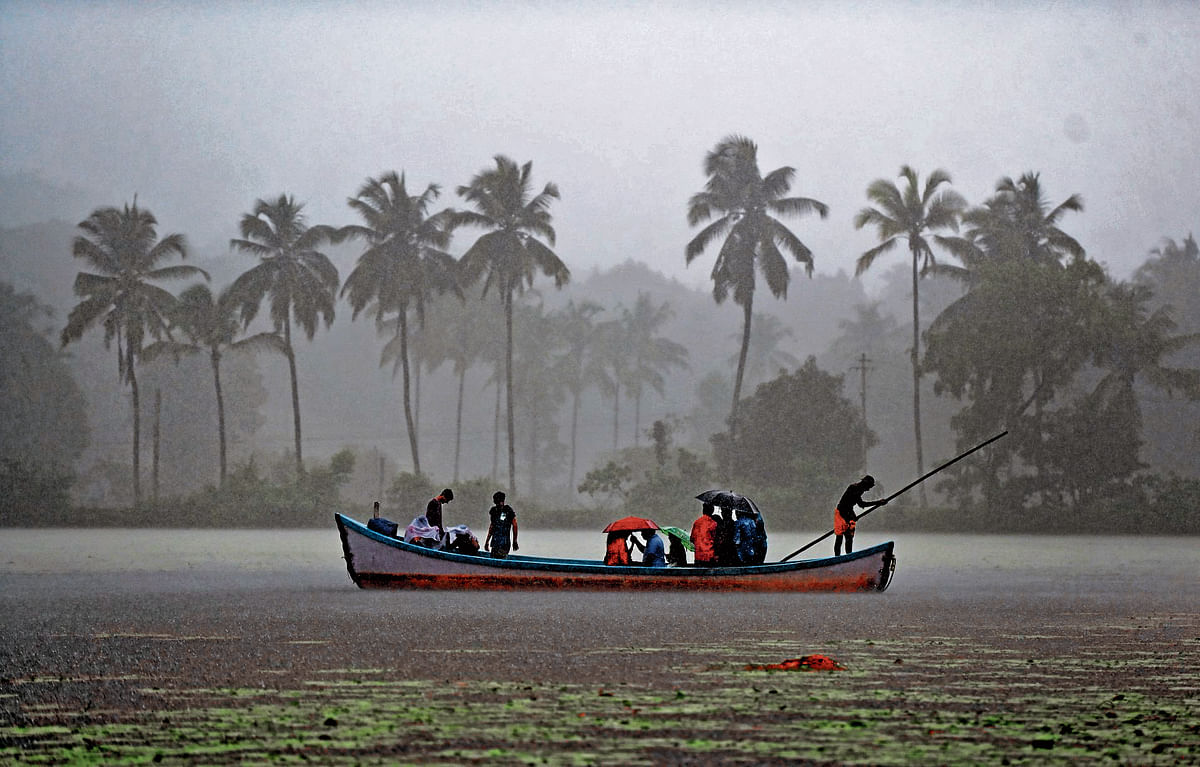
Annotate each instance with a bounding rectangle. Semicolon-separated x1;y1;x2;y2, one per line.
484;491;519;559
426;488;453;540
834;475;886;555
713;508;738;566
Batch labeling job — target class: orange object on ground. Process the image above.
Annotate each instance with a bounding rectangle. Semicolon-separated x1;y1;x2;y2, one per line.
744;654;845;671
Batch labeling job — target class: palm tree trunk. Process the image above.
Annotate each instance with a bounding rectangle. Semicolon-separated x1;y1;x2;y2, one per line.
633;385;643;447
211;350;227;487
528;408;538;497
152;387;161;504
128;343;141;506
569;388;581;491
730;296;754;449
453;367;466;482
504;291;516;490
414;362;422;452
284;320;304;477
492;369;501;481
611;382;621;452
909;249;926;508
397;312;421;475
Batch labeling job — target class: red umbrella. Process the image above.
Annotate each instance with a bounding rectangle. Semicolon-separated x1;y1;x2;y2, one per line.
602;516;659;533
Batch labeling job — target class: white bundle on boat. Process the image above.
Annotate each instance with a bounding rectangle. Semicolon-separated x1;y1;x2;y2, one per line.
403;514;443;547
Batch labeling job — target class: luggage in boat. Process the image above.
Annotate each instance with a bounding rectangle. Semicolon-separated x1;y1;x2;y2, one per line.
367;516;399;537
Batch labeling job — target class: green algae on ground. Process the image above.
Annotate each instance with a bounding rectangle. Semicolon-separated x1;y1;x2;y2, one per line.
3;631;1199;765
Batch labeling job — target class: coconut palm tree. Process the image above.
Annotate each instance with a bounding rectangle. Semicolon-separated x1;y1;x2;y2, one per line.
686;135;828;445
623;293;689;445
511;302;567;496
1092;281;1200;409
552;300;605;490
433;296;501;481
61;201;206;505
854;166;966;504
455;155;569;488
142;283;285;487
340;172;458;475
228;194;340;477
594;316;632;452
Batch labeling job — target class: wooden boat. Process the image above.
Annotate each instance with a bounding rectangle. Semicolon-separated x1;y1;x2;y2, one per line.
335;513;896;592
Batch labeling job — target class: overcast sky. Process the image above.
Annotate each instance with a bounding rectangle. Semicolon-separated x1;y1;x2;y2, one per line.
2;0;1197;290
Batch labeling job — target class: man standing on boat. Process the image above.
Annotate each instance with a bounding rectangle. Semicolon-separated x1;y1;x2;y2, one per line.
834;476;886;556
426;488;454;540
484;491;519;559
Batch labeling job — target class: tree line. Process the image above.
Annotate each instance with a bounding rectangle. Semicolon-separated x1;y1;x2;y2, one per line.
3;134;1199;530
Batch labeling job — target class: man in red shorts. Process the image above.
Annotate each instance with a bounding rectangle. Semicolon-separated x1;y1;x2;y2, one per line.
834;475;886;556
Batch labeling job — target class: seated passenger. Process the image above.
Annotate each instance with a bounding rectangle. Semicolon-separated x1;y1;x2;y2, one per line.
751;510;768;564
714;509;738;566
630;528;666;568
604;531;631;565
444;524;480;554
404;514;443;548
690;503;719;566
666;534;689;567
733;509;759;565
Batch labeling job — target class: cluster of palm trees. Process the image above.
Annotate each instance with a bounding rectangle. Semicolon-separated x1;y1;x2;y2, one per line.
63;157;569;504
66;133;1159;511
61;154;704;504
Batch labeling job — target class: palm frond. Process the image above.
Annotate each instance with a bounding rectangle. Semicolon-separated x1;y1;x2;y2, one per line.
769;196;829;220
760;166;796;199
230;331;289;357
685;216;733;263
769;218;813;272
147;264;210;283
855;237;900;276
229;238;273;258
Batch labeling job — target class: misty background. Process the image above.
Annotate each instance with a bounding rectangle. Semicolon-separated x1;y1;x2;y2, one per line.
2;1;1199;521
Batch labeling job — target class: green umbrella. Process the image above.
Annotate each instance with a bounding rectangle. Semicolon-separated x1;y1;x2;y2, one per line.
659;526;694;551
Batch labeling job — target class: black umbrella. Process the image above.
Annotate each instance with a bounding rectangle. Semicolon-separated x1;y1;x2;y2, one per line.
695;489;761;516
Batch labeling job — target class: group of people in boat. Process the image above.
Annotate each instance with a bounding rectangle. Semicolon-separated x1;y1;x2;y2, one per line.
369;487;520;560
603;502;768;568
367;473;887;565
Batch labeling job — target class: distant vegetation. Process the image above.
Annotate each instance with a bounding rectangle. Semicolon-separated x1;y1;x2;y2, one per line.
2;139;1200;534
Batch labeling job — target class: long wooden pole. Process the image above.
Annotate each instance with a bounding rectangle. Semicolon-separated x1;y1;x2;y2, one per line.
779;431;1008;562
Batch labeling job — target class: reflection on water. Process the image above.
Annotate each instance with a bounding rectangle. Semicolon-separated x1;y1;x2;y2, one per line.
2;526;1196;595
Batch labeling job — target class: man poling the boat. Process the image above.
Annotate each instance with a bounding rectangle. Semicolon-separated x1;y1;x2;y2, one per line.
779;431;1009;563
834;475;887;556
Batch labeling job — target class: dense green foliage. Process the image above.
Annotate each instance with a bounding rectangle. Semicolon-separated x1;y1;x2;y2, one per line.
0;283;87;519
925;175;1200;524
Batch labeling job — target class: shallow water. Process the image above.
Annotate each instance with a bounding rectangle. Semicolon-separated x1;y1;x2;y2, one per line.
1;526;1196;604
2;527;1197;764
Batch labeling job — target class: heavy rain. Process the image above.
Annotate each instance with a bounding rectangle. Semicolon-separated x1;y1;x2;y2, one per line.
2;2;1198;764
